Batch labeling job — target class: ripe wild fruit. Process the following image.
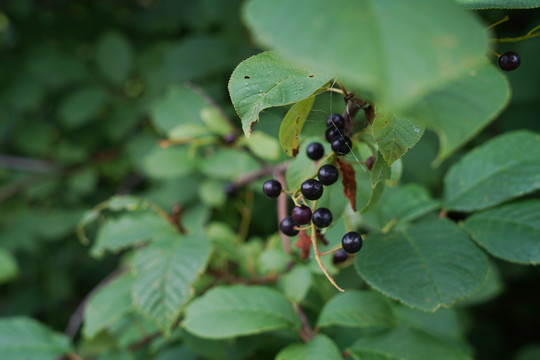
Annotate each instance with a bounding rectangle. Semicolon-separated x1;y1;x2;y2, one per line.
291;205;312;225
262;179;282;198
499;51;521;71
326;113;345;130
325;127;341;142
312;207;333;228
341;231;363;253
279;216;299;236
300;179;324;200
318;164;339;185
332;249;349;264
331;136;352;155
306;142;324;161
224;183;237;198
365;156;374;171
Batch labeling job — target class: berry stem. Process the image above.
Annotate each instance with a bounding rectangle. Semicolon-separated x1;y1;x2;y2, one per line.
493;23;540;43
276;172;292;254
310;223;344;292
487;15;509;30
319;244;343;256
381;218;398;234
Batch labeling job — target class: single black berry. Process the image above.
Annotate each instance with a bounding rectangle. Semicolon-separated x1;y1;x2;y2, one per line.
341;232;363;254
222;133;237;145
326;113;345;130
498;51;521;71
331;136;352;155
312;207;333;228
332;249;349;264
291;205;312;225
365;156;374;171
318;164;339;185
325;127;341;142
263;179;282;198
280;216;299;236
306;142;325;161
224;183;237;197
300;179;324;200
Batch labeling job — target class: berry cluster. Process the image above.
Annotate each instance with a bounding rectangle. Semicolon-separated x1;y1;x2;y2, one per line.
263;113;364;266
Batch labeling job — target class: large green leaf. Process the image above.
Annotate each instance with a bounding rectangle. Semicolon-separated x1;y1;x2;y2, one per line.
0;317;72;360
142;145;197;180
462;200;540;264
355;218;488;311
279;96;316;156
199;149;260;181
401;63;510;164
0;248;18;284
444;131;540;211
243;0;489;113
91;211;176;257
456;0;540;9
350;326;472;360
278;265;312;303
317;290;396;329
58;85;108;128
372;111;425;165
182;285;300;338
95;31;133;86
132;234;211;335
83;273;135;339
275;335;342;360
382;184;440;224
228;51;332;136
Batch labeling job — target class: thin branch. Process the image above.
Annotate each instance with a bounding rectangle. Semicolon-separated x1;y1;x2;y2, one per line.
0;154;56;173
294;303;314;342
276;172;291;254
234;161;289;187
128;331;161;352
311;223;344;292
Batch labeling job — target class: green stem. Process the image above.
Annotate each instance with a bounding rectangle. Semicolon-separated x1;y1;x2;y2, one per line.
494;24;540;43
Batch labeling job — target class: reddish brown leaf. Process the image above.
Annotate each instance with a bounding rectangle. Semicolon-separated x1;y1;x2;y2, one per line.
316;229;329;246
363;104;375;125
295;230;312;260
336;158;357;212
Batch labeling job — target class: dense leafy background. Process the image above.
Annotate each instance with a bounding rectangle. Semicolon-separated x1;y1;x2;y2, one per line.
0;1;539;360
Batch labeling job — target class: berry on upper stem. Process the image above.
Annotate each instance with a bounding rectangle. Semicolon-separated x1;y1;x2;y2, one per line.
326;113;345;130
365;156;374;171
341;232;363;254
331;136;352;155
318;164;339;185
312;207;333;228
291;205;312;225
306;142;325;161
332;249;349;264
224;183;237;198
325;127;340;143
499;51;521;71
262;179;282;198
300;179;324;200
280;216;299;236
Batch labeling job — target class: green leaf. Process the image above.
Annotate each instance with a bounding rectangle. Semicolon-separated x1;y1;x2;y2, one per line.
276;335;342;360
200;149;260;181
0;248;18;284
150;84;213;137
142;145;197;179
444;131;540;211
95;31;133;86
228;51;332;136
362;153;391;213
457;260;503;306
182;285;300;338
285;140;319;191
456;0;540;9
278;265;312;303
243;0;489;112
401;63;510;164
462;200;540;264
372;111;425;165
393;305;464;340
58;85;108;128
91;212;176;257
132;234;211;335
350;326;472;360
317;290;396;329
198;180;227;207
242;131;282;161
383;184;440;224
83;272;134;339
0;317;72;360
279;96;315;156
355;218;488;311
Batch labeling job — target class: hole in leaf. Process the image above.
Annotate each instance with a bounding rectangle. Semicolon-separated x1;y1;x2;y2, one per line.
308;74;314;78
244;75;250;79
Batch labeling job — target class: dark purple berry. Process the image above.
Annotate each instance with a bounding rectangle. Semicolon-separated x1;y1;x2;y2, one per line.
499;51;521;71
224;183;237;197
318;164;339;185
263;179;282;198
222;133;237;144
365;156;374;171
331;136;352;155
312;207;332;228
291;205;312;225
306;142;325;161
332;249;349;264
325;127;341;142
326;113;345;129
300;179;323;200
341;232;363;254
280;216;299;236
